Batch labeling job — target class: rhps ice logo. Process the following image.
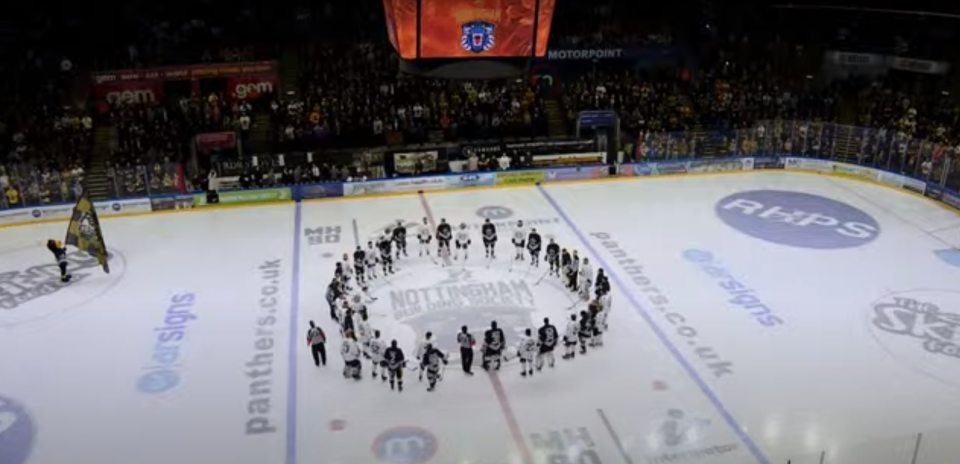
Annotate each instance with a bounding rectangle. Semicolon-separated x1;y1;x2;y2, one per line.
0;395;35;464
0;247;125;328
715;190;879;249
371;426;438;463
460;21;495;53
869;290;960;389
476;206;513;220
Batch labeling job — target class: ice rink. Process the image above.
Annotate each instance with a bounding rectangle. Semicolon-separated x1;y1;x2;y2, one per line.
3;171;960;464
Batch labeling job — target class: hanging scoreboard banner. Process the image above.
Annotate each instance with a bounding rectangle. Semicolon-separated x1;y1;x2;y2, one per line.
383;0;556;59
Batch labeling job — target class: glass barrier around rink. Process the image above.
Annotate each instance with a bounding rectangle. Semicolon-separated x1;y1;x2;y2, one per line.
0;163;85;208
780;424;960;464
633;120;959;191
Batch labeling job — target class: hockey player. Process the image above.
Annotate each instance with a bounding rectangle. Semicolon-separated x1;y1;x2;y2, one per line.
579;257;594;301
454;223;471;261
598;290;612;332
482;321;506;371
326;278;342;321
517;328;539;377
354;312;373;357
527;228;542;267
588;300;604;347
546;239;560;277
436;219;453;260
353;246;366;284
415;332;434;381
595;268;611;297
563;314;579;360
392;220;408;259
384;340;406;391
340;331;362;380
340;253;355;289
417;217;432;257
46;240;71;282
578;310;594;355
365;241;379;279
569;251;581;292
423;344;449;392
562;249;574;290
306;321;327;367
368;330;387;380
536;317;558;371
481;218;497;259
377;231;394;275
340;305;355;337
511;220;526;261
457;326;476;375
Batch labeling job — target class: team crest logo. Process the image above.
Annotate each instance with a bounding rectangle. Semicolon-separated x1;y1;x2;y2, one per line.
461;21;495;54
868;290;960;389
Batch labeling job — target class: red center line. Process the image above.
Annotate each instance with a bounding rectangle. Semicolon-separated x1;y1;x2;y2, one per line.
416;191;533;464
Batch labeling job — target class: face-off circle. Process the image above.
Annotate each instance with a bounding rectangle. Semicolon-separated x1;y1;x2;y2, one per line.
0;395;35;464
0;246;126;328
715;190;880;249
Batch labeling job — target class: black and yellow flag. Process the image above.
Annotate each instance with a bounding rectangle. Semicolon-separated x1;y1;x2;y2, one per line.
65;192;110;273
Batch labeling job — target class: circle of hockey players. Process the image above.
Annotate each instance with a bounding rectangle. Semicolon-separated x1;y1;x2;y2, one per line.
318;216;614;393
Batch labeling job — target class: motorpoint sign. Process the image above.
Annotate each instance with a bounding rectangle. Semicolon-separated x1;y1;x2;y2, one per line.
716;190;880;249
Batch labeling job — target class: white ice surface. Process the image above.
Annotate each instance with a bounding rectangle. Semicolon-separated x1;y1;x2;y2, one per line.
1;172;959;464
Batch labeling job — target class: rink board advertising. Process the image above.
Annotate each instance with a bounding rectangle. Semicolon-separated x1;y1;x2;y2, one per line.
383;0;555;58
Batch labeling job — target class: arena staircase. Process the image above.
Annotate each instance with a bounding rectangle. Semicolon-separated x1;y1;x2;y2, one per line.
544;98;568;137
84;125;117;200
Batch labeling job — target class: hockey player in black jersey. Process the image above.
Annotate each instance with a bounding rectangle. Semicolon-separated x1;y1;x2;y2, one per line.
422;344;449;392
436;218;453;261
482;321;506;371
377;231;394;274
561;249;573;289
481;218;497;259
536;317;558;371
527;228;542;267
595;268;611;297
545;239;560;277
384;340;406;392
392;220;408;259
353;246;366;284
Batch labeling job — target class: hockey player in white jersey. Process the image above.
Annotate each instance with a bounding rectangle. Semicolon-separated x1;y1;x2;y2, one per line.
579;257;594;301
517;328;540;377
415;331;434;381
598;291;612;332
454;223;471;261
368;330;387;381
341;331;362;380
364;241;379;279
354;312;373;357
563;314;579;360
417;217;432;257
511;220;526;261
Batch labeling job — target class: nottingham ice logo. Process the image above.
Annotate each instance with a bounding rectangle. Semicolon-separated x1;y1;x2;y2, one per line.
461;21;495;54
869;290;960;389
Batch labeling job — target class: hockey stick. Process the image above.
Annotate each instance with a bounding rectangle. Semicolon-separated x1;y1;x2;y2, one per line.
533;269;550;286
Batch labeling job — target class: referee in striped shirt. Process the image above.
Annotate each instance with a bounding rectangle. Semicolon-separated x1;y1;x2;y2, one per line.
457;326;475;375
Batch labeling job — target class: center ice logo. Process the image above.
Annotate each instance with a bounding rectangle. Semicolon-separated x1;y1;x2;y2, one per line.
869;290;960;389
715;190;879;249
387;267;536;360
0;247;125;328
0;395;35;464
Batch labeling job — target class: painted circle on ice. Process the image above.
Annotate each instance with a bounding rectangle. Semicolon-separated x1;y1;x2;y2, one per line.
0;395;35;464
0;246;127;329
371;426;438;464
715;190;879;249
136;369;181;394
867;289;960;390
475;206;514;220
